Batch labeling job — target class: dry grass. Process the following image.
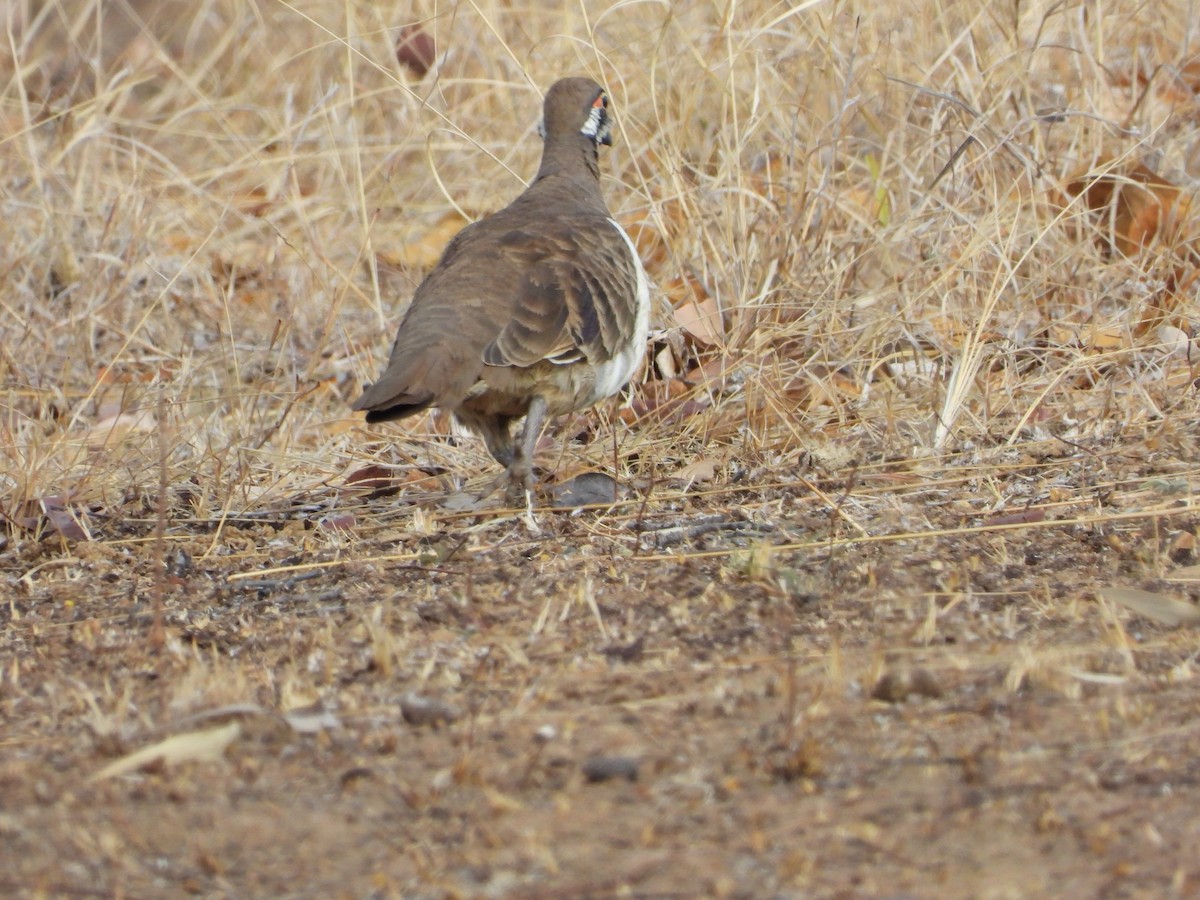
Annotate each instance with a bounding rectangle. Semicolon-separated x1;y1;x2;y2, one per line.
4;0;1200;896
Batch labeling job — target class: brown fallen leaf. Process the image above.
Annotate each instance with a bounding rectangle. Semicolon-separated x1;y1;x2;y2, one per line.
318;512;356;533
1106;57;1200;110
1099;586;1200;627
782;364;862;412
748;149;794;200
343;463;400;499
85;410;157;448
89;722;241;781
621;378;710;426
282;705;342;734
345;464;392;488
1166;563;1200;582
41;495;89;542
621;217;668;271
1132;268;1199;339
672;456;720;487
667;274;723;345
96;361;179;384
1062;161;1196;259
396;24;436;78
1168;531;1196;564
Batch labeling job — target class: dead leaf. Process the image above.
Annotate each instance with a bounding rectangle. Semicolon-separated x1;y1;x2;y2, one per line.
1047;324;1127;353
396;24;435;77
1169;531;1196;565
1107;56;1200;108
345;464;392;488
654;344;677;380
1133;269;1200;339
343;464;401;499
748;150;794;200
986;508;1047;527
318;513;356;533
96;361;178;384
41;496;88;542
672;456;720;487
782;364;862;411
621;217;668;270
1099;586;1200;627
621;378;709;426
1062;161;1197;259
89;722;241;781
210;240;278;290
1156;324;1192;357
85;410;157;448
667;274;723;345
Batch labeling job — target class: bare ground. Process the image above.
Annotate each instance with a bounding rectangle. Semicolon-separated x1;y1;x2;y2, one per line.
5;426;1200;898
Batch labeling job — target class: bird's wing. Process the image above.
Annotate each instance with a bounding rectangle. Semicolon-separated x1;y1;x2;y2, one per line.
482;223;640;369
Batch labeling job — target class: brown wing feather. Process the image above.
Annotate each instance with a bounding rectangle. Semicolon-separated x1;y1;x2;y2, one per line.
483;221;639;369
354;221;513;418
482;255;571;367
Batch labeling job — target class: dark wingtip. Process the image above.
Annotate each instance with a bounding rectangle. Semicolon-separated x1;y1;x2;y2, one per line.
349;388;372;413
357;394;436;424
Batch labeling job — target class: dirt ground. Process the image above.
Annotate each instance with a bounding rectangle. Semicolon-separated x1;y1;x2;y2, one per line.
5;426;1200;898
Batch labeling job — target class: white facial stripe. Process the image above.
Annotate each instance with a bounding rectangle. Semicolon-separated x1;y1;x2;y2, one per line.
580;104;605;140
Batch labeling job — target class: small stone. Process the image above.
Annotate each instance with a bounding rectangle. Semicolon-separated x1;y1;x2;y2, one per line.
550;472;621;509
601;635;645;663
400;693;460;727
871;671;909;703
909;668;943;699
582;755;639;783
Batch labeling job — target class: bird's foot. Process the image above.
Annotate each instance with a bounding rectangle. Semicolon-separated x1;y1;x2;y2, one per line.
505;462;541;532
503;458;535;504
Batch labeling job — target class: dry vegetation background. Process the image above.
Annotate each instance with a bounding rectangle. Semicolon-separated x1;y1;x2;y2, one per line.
4;0;1200;896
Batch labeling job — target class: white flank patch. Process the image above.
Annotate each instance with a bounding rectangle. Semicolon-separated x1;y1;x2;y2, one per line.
588;218;651;399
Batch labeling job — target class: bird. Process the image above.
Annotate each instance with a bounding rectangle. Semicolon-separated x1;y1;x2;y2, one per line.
353;77;650;503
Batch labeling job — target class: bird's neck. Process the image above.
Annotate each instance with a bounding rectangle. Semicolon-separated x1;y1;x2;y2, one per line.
533;135;602;189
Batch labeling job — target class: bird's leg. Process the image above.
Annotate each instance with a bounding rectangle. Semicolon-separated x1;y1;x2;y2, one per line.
507;395;547;507
454;411;517;500
476;418;515;469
